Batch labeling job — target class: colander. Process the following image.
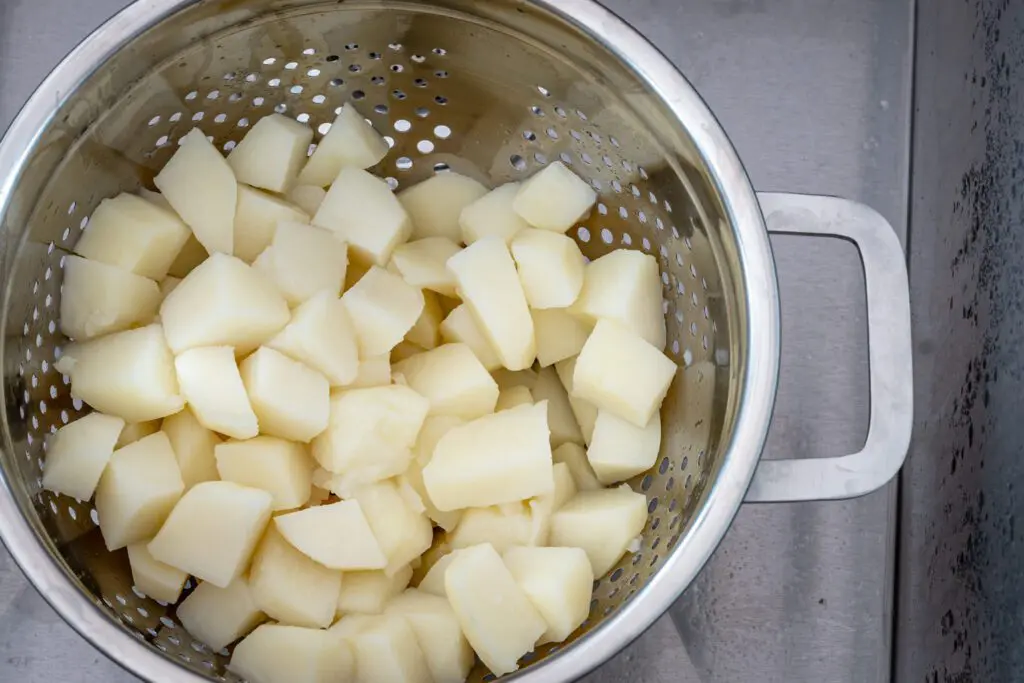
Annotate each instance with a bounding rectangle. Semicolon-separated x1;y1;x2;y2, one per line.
0;0;914;681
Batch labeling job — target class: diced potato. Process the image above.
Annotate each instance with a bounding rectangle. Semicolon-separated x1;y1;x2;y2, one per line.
349;354;392;388
215;437;314;511
329;613;377;642
445;543;547;676
404;290;443;350
250;526;341;628
492;367;539;392
314;168;412;266
570;249;666;349
287;185;327;216
417;551;458;597
532;366;584;447
391;238;461;298
343;266;425;357
230;624;354;683
588;411;661;485
390;342;424;365
337;565;413;615
42;412;125;501
127;543;188;604
400;172;488;242
345;256;373;292
449;504;533;553
268;291;359;387
352;481;433;576
95;432;184;551
154;128;237;255
298;104;389;186
73;193;191;280
162;408;221;490
533;308;591;367
240;347;330;443
460;182;529;245
167;234;209;278
439;304;501;371
526;462;578;546
229;114;314;193
549;485;648;576
447;237;535;371
554;357;597;444
274;500;387;570
160;252;290;354
116;420;162;448
513;161;597;233
503;546;593;644
495;385;533;411
510;229;586;309
552;442;601;491
349;614;433;683
404;416;465;531
233;185;310;264
59;256;161;341
175;346;259;440
177;577;266;651
386;589;475;683
159;276;182;300
573;320;676;427
393;343;498;420
423;402;553;510
253;221;347;306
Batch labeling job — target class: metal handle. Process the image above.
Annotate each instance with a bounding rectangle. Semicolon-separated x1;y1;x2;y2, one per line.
744;192;913;502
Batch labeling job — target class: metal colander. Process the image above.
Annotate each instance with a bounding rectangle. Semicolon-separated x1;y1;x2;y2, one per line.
0;1;913;681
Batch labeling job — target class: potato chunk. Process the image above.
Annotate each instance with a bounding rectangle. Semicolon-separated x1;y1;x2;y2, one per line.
177;577;266;651
253;221;347;306
403;416;465;532
449;504;533;554
287;185;327;216
274;500;387;570
588;411;661;485
352;481;433;576
400;173;488;242
298;103;389;186
167;233;209;278
249;527;341;628
59;256;161;341
240;347;330;442
230;624;354;683
314;168;411;266
527;461;578;546
404;290;443;350
417;552;458;597
267;291;359;387
336;565;413;616
503;546;593;643
532;307;591;367
552;442;601;491
513;160;596;233
233;184;310;264
554;357;597;444
42;412;125;501
390;237;461;298
459;182;529;245
549;485;648;576
116;420;161;448
495;385;533;411
161;408;221;490
350;354;392;388
228;114;314;193
215;437;314;511
392;343;498;420
343;266;425;357
532;366;584;447
510;229;586;309
350;614;433;683
175;346;259;440
570;249;666;349
127;543;188;604
439;304;501;372
386;589;474;683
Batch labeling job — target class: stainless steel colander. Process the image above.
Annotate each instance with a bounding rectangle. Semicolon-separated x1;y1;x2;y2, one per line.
0;1;914;681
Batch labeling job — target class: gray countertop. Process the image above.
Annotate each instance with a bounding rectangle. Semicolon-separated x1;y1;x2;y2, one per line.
0;1;913;681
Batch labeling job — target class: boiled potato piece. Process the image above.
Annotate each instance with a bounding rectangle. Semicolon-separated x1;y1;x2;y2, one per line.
513;161;597;233
275;500;387;570
73;193;190;280
59;256;161;340
552;442;601;491
253;221;347;306
167;233;209;278
573;319;676;427
299;103;389;186
42;412;124;501
230;624;354;683
159;276;182;300
386;590;474;683
404;290;443;350
459;182;529;245
491;367;539;392
503;546;593;644
392;343;498;419
588;411;661;485
127;543;188;604
162;408;221;490
533;307;591;367
337;565;413;615
215;437;314;511
532;366;584;446
549;485;648;576
352;481;433;576
570;249;666;349
447;237;535;371
423;402;554;510
240;347;330;443
154;128;237;255
391;237;461;298
116;420;161;448
178;576;266;651
343;266;425;357
495;385;533;411
403;416;465;532
417;551;457;597
160;252;290;354
233;185;309;264
445;543;547;676
554;357;597;444
229;114;314;193
175;346;259;440
350;614;433;683
329;613;377;642
349;354;392;388
439;304;501;372
250;527;341;628
314;168;412;266
400;173;488;242
287;185;327;216
95;432;184;551
449;504;533;554
510;229;586;309
527;461;578;546
268;292;360;387
391;341;425;364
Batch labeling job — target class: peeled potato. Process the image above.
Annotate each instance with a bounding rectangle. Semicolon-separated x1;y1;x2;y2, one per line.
233;185;310;264
386;589;475;683
161;408;221;490
449;504;533;554
287;185;327;216
512;160;597;233
570;249;666;349
228;113;314;194
532;307;592;367
400;173;488;242
349;614;433;683
299;103;389;187
587;411;661;485
350;354;392;388
503;546;593;644
42;412;125;501
59;256;161;341
240;347;330;443
314;168;412;266
549;485;648;576
343;266;425;358
439;304;501;372
527;461;578;547
177;576;266;651
116;420;161;448
459;182;529;245
275;500;387;570
510;229;586;309
417;551;457;597
554;357;597;444
249;526;341;629
403;416;466;532
532;366;584;447
230;624;354;683
268;291;360;388
175;346;259;440
167;233;209;278
127;543;188;604
404;290;444;350
253;221;347;306
352;480;433;577
495;385;533;412
392;343;499;420
215;437;314;511
552;442;601;491
336;565;413;616
390;237;462;298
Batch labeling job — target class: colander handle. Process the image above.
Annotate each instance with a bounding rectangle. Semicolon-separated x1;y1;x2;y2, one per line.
744;192;913;502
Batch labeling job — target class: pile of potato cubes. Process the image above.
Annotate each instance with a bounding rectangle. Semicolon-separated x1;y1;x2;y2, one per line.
40;102;678;683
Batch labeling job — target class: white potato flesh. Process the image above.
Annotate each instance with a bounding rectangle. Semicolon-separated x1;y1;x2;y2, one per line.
59;256;161;341
233;185;310;264
439;304;501;372
116;420;161;448
253;221;347;306
314;168;412;266
350;614;433;683
160;253;290;355
336;565;413;615
274;500;387;570
148;481;272;587
127;543;188;604
423;402;554;511
573;319;677;427
329;613;377;642
417;551;457;597
449;504;533;554
215;437;314;511
510;229;586;309
161;408;221;490
298;104;389;186
229;114;314;193
549;485;648;576
570;249;666;349
554;357;597;444
460;182;529;245
349;354;392;388
74;193;191;280
42;412;125;501
552;442;601;491
175;346;259;440
445;543;547;676
495;385;533;411
400;173;488;242
167;234;209;278
532;365;585;447
267;291;359;387
404;416;465;531
404;290;443;350
513;161;597;233
447;237;536;371
391;237;461;298
393;343;499;420
352;480;433;576
343;266;425;357
533;307;592;367
503;546;594;644
95;432;184;551
159;276;182;301
154;128;237;255
588;411;661;485
240;347;330;443
230;624;353;683
177;577;265;651
492;367;539;392
287;185;327;216
249;526;341;628
525;462;578;547
391;341;425;365
386;589;475;683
